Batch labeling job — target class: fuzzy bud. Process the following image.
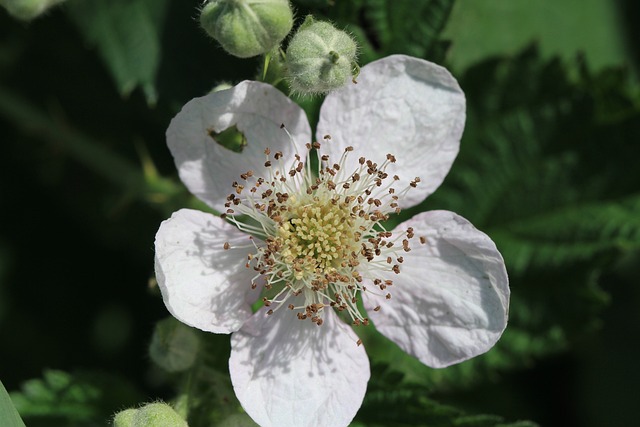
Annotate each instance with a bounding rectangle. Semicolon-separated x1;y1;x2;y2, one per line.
200;0;294;58
113;403;188;427
149;317;200;373
0;0;65;21
285;17;358;95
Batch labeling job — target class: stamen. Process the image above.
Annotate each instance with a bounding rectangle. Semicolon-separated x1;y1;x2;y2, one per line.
221;136;419;325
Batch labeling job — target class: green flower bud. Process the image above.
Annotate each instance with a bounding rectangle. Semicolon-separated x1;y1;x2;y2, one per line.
0;0;65;21
285;17;358;95
113;409;136;427
200;0;294;58
149;317;200;373
113;402;188;427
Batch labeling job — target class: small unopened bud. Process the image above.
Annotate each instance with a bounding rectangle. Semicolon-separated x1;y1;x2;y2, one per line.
200;0;294;58
285;17;358;95
112;409;136;427
149;317;200;373
113;402;188;427
0;0;65;21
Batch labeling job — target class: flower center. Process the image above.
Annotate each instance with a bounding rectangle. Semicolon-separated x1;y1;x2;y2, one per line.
277;189;357;280
222;136;418;326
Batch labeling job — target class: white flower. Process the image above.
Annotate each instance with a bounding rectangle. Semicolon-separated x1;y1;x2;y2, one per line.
155;55;510;427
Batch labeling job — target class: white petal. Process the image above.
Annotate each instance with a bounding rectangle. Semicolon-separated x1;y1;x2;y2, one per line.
229;304;370;427
154;209;261;334
316;55;465;208
167;81;312;212
363;210;509;368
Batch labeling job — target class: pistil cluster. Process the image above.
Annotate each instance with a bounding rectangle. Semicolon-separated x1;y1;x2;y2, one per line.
222;136;419;325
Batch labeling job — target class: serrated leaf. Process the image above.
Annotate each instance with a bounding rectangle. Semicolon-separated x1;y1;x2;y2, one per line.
0;380;26;427
364;0;455;60
493;194;640;272
353;364;538;427
66;0;170;105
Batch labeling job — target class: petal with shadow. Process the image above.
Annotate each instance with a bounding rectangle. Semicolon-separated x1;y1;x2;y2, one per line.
229;304;369;427
167;81;312;212
155;209;261;334
363;210;509;368
316;55;465;209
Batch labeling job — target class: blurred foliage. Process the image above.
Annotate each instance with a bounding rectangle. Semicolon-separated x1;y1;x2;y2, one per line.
9;370;143;427
1;0;639;426
442;0;631;74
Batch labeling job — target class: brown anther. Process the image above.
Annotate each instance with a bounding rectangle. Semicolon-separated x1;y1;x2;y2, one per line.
264;148;271;155
420;236;427;244
223;242;230;250
264;160;272;167
357;339;363;346
407;227;415;238
386;154;397;162
374;305;381;312
324;134;332;140
267;309;274;315
312;141;321;149
280;123;285;129
385;293;391;300
274;151;283;160
288;304;294;310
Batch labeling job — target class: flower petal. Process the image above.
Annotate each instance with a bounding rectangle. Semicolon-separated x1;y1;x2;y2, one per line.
167;81;312;212
229;304;370;427
154;209;261;334
316;54;465;209
363;210;509;368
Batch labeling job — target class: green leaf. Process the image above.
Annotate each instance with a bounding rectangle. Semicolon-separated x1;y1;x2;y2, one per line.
0;380;26;427
364;0;455;60
66;0;170;105
9;370;143;426
493;194;640;272
352;364;538;427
